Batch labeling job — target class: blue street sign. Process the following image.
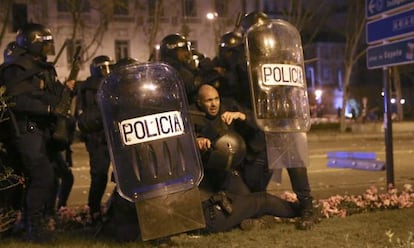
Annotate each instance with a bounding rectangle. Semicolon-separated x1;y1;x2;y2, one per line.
366;37;414;68
366;8;414;44
366;0;414;19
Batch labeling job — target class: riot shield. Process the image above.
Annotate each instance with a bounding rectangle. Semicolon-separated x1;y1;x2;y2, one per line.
97;62;205;240
245;19;311;133
245;19;311;171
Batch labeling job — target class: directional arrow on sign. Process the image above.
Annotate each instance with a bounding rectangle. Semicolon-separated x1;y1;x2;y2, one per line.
365;0;414;19
367;0;377;16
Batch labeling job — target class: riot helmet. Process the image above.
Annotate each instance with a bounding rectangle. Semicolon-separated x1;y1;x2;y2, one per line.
3;41;26;63
15;23;55;58
113;57;139;70
159;33;192;63
219;31;243;50
90;55;115;77
206;131;247;171
240;11;270;34
218;31;243;61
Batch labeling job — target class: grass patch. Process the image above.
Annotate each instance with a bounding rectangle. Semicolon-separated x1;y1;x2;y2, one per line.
1;207;413;248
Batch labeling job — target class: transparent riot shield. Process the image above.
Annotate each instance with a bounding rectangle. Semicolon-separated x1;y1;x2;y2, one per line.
245;19;311;133
245;19;311;172
97;62;205;240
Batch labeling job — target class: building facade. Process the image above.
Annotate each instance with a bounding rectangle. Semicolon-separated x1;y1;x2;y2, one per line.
1;0;257;80
1;0;373;119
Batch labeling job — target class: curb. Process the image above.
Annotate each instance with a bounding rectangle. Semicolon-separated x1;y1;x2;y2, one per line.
308;121;414;142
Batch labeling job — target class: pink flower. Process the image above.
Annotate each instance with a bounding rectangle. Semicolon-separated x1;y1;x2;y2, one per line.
403;184;413;192
280;191;298;202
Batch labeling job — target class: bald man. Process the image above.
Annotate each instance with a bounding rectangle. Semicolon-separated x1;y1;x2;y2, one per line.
192;84;273;193
188;84;301;232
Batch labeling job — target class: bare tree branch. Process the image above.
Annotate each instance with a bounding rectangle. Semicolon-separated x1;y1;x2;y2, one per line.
280;0;333;43
339;0;366;132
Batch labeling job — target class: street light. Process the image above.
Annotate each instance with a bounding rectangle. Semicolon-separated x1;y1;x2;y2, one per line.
154;44;160;62
206;12;218;20
314;89;323;104
206;12;219;54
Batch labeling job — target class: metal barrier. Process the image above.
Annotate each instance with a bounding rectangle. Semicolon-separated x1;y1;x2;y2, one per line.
326;151;385;171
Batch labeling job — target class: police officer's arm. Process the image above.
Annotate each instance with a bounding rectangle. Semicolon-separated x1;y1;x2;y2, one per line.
76;86;103;132
65;79;75;91
3;66;51;115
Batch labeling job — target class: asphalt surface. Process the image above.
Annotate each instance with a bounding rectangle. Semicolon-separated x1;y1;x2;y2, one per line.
66;121;414;206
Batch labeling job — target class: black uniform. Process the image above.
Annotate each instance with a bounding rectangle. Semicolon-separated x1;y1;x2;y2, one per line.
212;32;250;106
1;48;70;241
48;131;74;212
161;56;199;104
159;34;224;106
76;75;110;219
201;172;299;233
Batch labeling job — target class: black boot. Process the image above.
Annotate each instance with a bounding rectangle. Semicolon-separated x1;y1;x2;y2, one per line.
23;214;55;243
296;197;317;230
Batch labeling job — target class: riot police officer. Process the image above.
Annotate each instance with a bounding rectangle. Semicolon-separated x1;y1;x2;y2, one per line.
240;11;318;230
210;27;273;194
1;23;75;242
159;33;205;105
159;34;196;101
212;31;248;102
76;55;114;224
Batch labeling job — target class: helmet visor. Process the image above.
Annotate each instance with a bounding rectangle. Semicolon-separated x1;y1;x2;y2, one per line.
166;41;191;51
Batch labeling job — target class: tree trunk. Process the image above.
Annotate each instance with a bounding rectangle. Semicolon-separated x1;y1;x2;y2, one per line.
339;66;352;132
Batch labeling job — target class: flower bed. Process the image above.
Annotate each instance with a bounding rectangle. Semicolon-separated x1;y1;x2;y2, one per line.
317;184;414;218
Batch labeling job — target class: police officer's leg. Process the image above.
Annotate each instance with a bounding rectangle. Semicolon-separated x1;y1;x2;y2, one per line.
57;169;74;209
87;141;110;219
55;152;74;209
242;150;272;192
286;167;316;230
204;169;251;195
17;128;55;241
202;192;254;233
202;191;298;233
98;189;140;242
253;192;300;217
46;162;59;216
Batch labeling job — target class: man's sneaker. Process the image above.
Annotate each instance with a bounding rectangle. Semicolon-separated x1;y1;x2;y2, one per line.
240;215;279;231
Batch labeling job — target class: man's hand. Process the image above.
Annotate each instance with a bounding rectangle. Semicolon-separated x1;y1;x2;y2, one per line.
65;79;76;91
221;111;246;125
196;137;212;151
51;99;70;116
213;66;226;75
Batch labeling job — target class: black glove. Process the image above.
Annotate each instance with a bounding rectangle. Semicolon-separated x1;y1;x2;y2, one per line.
210;191;233;215
198;57;215;71
51;88;73;116
51;99;70;116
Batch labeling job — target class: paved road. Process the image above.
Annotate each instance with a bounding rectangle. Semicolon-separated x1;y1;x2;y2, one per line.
268;131;414;199
66;122;414;206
